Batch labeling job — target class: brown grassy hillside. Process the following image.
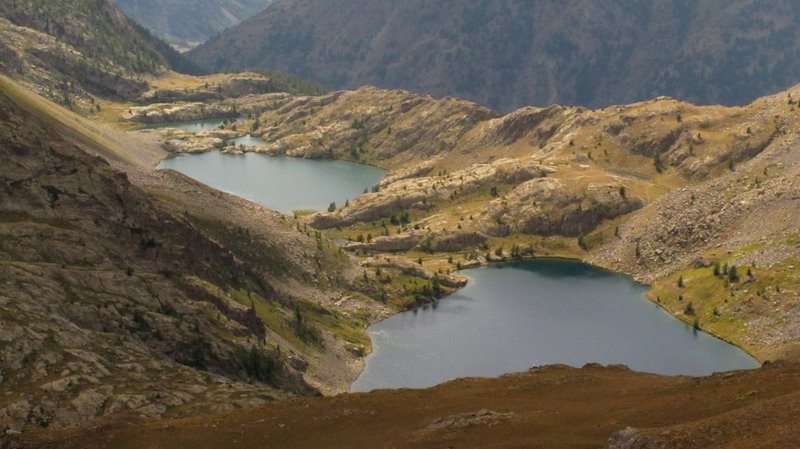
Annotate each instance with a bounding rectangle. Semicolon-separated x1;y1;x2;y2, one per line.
13;363;800;449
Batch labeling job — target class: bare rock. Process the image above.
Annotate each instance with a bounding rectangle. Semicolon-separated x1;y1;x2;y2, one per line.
606;427;667;449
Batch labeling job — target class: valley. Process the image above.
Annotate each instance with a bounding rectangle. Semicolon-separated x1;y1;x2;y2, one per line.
113;68;800;365
2;1;800;447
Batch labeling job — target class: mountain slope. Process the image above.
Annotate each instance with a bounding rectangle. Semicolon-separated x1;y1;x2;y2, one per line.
0;76;381;433
0;0;196;75
115;0;275;50
0;0;199;106
188;0;800;112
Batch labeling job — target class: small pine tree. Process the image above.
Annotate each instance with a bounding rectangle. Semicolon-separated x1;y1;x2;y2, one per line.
728;265;740;282
685;302;695;316
654;152;665;173
678;276;685;288
578;234;589;251
328;201;337;213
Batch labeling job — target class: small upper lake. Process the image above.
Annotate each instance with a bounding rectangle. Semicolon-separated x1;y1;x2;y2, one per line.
351;259;760;392
158;151;385;214
146;118;229;132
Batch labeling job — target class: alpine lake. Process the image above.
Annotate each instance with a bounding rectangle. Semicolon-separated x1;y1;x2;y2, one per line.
155;119;760;393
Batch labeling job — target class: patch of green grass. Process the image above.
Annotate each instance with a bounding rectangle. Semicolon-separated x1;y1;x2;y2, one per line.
649;244;800;360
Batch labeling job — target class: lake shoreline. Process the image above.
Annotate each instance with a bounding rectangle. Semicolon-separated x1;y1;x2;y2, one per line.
351;258;760;392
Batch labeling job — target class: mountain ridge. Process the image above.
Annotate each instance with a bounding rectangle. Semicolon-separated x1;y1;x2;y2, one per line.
189;0;800;112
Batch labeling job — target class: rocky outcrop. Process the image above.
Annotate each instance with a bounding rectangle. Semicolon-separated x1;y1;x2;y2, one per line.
310;159;550;229
250;86;497;165
348;232;425;253
484;178;645;237
606;428;666;449
427;231;488;252
127;90;295;125
125;101;239;124
136;75;290;105
164;136;225;153
347;230;488;254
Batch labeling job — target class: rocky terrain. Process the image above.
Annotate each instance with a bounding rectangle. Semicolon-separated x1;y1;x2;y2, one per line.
591;104;800;361
0;0;198;112
189;0;800;112
125;79;800;358
0;0;326;117
0;0;193;74
0;76;390;435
